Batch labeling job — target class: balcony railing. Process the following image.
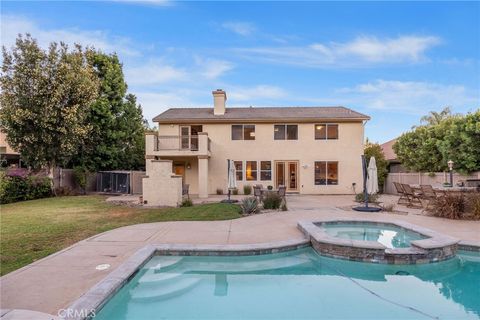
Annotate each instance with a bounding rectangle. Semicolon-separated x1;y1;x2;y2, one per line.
156;135;198;151
146;134;211;156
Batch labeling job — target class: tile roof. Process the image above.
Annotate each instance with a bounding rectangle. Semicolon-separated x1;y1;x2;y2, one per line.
153;106;370;123
381;138;398;161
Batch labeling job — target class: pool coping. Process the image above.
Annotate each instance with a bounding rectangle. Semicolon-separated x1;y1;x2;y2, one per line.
298;218;460;264
62;238;309;320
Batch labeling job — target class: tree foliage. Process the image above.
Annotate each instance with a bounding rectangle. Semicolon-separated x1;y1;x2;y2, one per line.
0;34;99;172
394;110;480;173
364;141;388;191
70;52;146;171
1;34;146;174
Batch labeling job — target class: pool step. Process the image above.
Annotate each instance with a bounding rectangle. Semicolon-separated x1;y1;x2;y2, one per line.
138;271;183;285
144;257;184;271
131;276;201;302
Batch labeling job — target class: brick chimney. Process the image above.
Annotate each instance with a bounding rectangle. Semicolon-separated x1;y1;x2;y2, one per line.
212;89;226;115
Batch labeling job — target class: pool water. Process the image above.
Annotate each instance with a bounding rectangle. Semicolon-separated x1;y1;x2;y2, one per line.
95;248;480;320
321;222;427;248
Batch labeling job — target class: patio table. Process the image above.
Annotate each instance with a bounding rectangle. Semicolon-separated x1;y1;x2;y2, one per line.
411;185;478;193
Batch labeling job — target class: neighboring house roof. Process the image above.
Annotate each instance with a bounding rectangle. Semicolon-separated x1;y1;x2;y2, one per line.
153;106;370;123
0;131;19;155
381;138;398;162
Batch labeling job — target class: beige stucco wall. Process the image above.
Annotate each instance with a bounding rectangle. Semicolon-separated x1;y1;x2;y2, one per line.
143;159;182;206
154;121;365;195
0;131;19;155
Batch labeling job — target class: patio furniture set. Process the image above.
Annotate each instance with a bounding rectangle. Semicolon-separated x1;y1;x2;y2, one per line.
253;185;286;202
393;182;479;211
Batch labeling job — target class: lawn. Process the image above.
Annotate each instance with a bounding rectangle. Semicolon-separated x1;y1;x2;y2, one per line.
0;195;241;276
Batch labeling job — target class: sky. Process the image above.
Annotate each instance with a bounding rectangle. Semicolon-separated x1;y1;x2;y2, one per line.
1;1;479;143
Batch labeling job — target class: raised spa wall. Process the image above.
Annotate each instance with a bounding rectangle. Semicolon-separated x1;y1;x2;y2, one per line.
298;219;460;264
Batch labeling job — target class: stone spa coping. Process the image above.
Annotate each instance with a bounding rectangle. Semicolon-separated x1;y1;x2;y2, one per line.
62;220;477;320
297;218;461;265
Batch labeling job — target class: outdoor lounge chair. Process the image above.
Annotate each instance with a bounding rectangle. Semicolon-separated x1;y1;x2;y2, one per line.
420;184;444;212
182;184;190;199
401;183;422;208
393;182;409;205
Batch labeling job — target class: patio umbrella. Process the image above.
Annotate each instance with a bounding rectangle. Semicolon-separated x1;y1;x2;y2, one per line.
227;159;237;190
366;156;379;194
221;159;238;203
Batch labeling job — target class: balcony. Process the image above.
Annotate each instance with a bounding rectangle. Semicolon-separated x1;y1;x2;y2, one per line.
146;132;211;158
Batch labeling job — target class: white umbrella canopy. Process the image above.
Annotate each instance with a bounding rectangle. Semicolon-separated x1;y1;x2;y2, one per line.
227;160;237;190
366;156;379;194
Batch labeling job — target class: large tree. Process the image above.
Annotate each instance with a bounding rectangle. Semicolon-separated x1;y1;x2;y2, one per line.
0;34;99;175
70;52;146;171
394;110;480;173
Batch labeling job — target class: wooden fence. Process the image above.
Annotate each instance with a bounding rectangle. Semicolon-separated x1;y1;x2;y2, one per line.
384;172;480;194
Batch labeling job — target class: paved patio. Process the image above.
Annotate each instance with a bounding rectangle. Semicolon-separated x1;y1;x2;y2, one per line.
1;194;479;318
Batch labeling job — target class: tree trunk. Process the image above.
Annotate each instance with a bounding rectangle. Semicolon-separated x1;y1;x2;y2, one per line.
47;165;57;196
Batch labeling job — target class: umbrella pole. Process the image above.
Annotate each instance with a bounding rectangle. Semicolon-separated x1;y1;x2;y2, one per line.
227;159;231;202
362;155;369;208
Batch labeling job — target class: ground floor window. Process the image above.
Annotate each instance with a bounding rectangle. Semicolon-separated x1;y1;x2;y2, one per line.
246;161;257;181
314;161;338;185
260;161;272;180
234;161;243;181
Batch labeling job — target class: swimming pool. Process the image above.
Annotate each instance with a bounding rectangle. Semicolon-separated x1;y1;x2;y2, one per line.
321;222;427;248
95;248;480;320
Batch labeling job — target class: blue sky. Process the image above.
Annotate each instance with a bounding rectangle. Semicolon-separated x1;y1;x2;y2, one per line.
1;1;479;142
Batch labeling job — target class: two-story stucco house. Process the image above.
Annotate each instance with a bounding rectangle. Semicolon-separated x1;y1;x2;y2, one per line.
143;89;370;206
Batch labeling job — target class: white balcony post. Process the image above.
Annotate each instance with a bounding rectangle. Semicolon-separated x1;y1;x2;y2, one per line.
197;132;208;154
198;156;209;198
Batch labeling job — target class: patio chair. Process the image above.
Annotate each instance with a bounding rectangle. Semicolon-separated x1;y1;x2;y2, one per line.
420;185;444;212
253;185;263;202
401;183;422;208
182;184;190;199
393;182;409;205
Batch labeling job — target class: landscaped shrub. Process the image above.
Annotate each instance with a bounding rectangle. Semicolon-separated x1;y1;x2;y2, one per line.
180;198;193;207
430;193;465;219
263;192;282;209
465;193;480;219
73;166;89;194
232;188;239;195
0;172;52;204
240;197;258;215
243;185;252;195
355;193;380;203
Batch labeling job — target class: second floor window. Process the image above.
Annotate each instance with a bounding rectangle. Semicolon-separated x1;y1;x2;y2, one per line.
274;125;298;140
232;125;255;140
315;124;338;140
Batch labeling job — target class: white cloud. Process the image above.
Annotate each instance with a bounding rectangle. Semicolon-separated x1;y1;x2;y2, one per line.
195;57;234;79
335;80;478;114
125;57;233;86
125;62;187;85
228;85;289;102
0;14;139;57
235;35;441;67
222;22;256;36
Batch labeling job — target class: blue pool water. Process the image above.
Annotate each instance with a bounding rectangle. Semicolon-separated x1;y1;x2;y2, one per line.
321;222;427;248
95;248;480;320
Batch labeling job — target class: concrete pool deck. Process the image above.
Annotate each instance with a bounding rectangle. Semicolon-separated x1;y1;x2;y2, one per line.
1;194;479;318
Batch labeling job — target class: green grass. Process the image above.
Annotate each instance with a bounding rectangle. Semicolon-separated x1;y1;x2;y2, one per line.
0;195;241;276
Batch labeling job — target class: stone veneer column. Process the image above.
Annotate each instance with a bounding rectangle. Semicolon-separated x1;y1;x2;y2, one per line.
198;156;209;198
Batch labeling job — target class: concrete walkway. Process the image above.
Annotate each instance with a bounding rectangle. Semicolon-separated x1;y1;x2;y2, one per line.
1;195;479;317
